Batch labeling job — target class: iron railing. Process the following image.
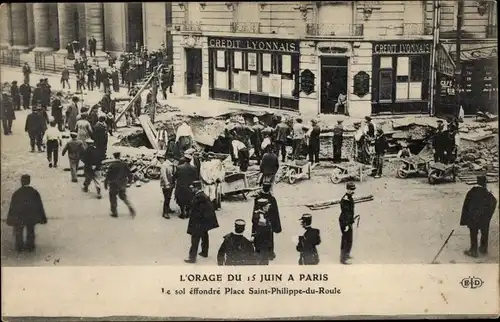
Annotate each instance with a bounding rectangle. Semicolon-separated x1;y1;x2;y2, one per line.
486;25;497;38
182;21;202;32
306;23;364;36
34;52;57;73
402;23;433;36
230;22;261;34
0;49;21;67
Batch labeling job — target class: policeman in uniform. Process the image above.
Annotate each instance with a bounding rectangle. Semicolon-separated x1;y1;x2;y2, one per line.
296;214;321;265
339;182;357;265
217;219;256;266
433;120;446;163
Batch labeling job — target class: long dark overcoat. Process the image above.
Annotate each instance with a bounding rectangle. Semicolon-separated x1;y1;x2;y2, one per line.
187;191;219;236
7;186;48;227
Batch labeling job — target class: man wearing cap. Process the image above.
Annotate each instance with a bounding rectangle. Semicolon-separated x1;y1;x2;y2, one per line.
82;139;102;199
259;143;279;191
217;219;256;266
296;214;321;265
104;152;136;218
1;90;15;135
66;97;80;132
62;132;85;182
432;120;446;163
19;80;31;110
93;115;109;163
274;116;291;163
251;117;265;165
87;65;95;91
174;152;199;219
251;184;282;264
307;119;321;164
333;120;344;163
460;175;497;258
373;128;388;178
10;81;20;111
51;92;65;131
7;175;47;252
185;180;219;263
339;182;357;264
159;154;175;218
25;107;47;152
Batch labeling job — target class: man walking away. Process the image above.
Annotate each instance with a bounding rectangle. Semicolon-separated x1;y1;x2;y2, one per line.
22;62;32;85
174;152;198;219
339;182;357;265
93;116;108;161
43;120;62;168
292;118;306;160
159;154;175;219
61;66;71;89
307;119;321;164
7;175;48;252
1;91;15;135
51;92;64;131
82;139;102;199
25;107;46;152
11;81;21;110
217;219;256;266
259;143;279;192
184;181;219;264
373;128;388;178
104;152;136;218
20;80;31;110
274;116;290;162
333;120;344;163
460;175;497;258
296;214;321;265
252;117;264;165
62;132;85;183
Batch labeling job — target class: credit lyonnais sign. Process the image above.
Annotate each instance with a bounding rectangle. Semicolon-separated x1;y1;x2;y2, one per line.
373;42;432;55
208;37;299;53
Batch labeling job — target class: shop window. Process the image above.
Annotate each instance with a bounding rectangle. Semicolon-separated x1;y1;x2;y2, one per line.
396;56;423;100
379;69;393;101
213;50;229;90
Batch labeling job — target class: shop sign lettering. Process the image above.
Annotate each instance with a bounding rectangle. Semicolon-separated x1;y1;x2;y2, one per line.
208;37;299;53
373;42;432;55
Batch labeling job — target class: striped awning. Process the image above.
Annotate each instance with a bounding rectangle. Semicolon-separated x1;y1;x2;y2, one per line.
446;43;498;62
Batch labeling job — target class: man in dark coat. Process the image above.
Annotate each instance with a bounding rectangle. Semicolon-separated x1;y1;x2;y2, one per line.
296;214;321;265
100;93;112;115
51;92;64;131
88;105;99;128
19;80;31;110
101;68;111;93
104;152;136;217
10;81;21;110
184;181;219;264
274;116;290;162
161;69;169;100
92;115;108;163
332;120;344;163
87;66;95;91
373;128;388;178
1;92;15;135
308;119;321;164
31;83;42;108
339;182;356;265
251;117;265;165
88;36;97;57
7;175;47;252
81;139;102;199
40;79;51;109
217;219;256;266
111;68;120;92
433;120;446;163
95;67;102;89
259;144;279;191
251;184;282;264
174;153;199;219
25;107;47;152
460;175;497;258
22;62;32;85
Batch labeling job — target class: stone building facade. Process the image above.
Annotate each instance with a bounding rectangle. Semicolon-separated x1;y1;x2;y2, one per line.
0;3;172;57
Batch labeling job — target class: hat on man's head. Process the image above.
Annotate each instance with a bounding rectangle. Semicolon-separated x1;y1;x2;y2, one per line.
190;180;202;189
70;132;78;138
253;117;259;123
299;213;312;223
235;219;246;228
21;174;31;186
56;91;63;97
86;138;94;144
437;119;444;123
337;119;344;123
113;152;121;158
346;182;356;190
477;175;487;186
365;116;372;121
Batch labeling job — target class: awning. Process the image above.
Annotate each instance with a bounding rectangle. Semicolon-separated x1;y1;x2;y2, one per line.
442;42;498;62
436;43;456;76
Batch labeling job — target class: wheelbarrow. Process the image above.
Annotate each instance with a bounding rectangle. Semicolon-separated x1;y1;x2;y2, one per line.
397;155;431;179
330;161;374;184
427;162;458;185
282;160;312;184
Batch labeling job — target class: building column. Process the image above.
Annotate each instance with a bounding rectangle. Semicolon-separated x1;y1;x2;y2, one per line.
57;3;75;53
26;4;35;48
32;3;53;52
85;3;105;56
0;4;12;48
103;3;127;54
10;3;29;50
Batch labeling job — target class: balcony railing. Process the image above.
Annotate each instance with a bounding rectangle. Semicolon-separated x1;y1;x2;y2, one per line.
182;21;202;32
306;23;364;36
230;22;261;34
486;25;497;38
403;23;433;36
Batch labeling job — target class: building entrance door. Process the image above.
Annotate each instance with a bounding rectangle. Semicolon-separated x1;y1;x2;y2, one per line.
127;3;144;52
185;48;202;95
320;57;348;114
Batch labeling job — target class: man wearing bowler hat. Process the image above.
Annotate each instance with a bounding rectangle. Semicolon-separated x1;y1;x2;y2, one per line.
104;152;136;218
185;180;219;264
217;219;256;266
296;214;321;265
460;175;497;258
81;138;102;199
339;182;357;265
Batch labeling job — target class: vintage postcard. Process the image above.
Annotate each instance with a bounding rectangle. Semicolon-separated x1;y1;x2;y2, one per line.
1;1;499;320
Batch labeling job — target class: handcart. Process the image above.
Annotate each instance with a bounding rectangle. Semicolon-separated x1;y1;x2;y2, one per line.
330;161;374;184
427;162;458;185
221;172;258;200
397;155;431;179
281;160;312;184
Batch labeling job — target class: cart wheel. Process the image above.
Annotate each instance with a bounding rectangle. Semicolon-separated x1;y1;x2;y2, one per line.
428;169;439;185
397;167;408;179
330;168;343;184
145;166;161;180
287;169;297;184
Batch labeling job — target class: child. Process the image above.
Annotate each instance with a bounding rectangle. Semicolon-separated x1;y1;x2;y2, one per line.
397;142;412;159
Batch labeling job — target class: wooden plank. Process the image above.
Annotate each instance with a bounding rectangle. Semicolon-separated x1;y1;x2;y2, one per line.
306;195;374;209
138;115;159;150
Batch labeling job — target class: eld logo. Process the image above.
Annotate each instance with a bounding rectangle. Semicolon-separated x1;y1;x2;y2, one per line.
460;277;484;289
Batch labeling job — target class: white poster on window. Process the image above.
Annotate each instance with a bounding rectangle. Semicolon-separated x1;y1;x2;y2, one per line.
397;57;409;76
281;78;294;96
232;72;240;90
217;50;226;69
269;74;282;97
282;54;291;74
262;53;271;72
234;51;242;70
239;71;251;93
396;82;409;100
215;70;228;89
409;82;422;99
262;76;270;93
251;75;258;92
247;52;257;71
380;56;392;69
